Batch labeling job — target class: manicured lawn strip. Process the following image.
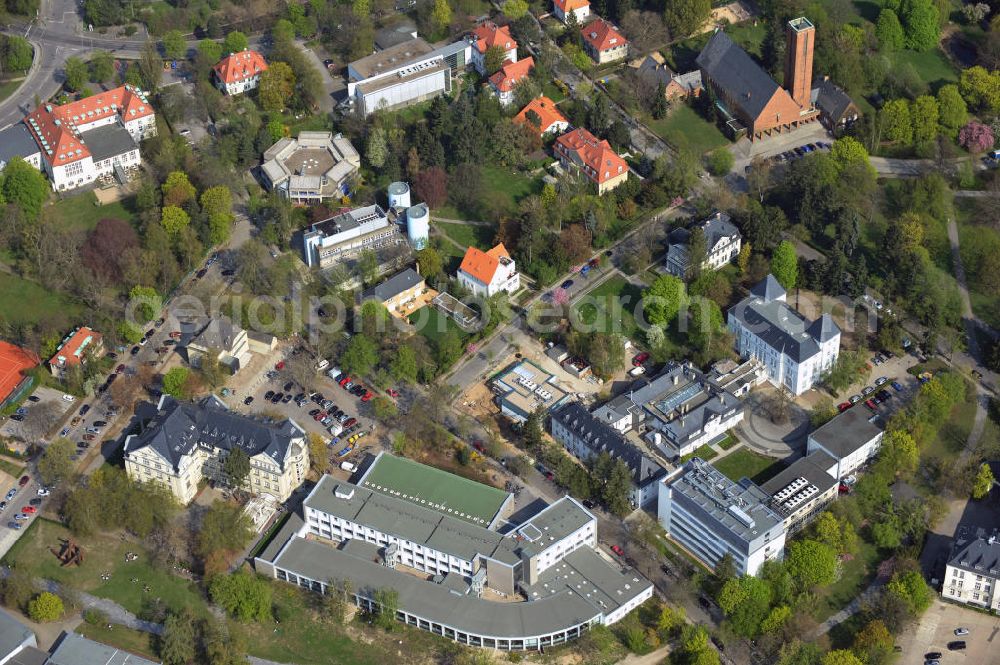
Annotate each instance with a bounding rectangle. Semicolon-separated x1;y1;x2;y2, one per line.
0;272;82;329
0;457;25;479
680;444;718;463
76;622;159;661
893;49;960;90
646;105;729;155
436;222;496;251
717;434;739;451
711;448;780;483
480;165;543;205
927;398;978;461
572;276;645;340
408;307;470;346
0;79;22;104
814;540;881;621
50;192;139;233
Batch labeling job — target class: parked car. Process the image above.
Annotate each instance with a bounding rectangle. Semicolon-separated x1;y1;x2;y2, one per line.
864;399;878;410
632;352;650;366
849;394;862;404
610;544;625;556
26;395;40;403
561;279;574;289
947;641;966;650
283;381;294;392
891;380;904;391
875;376;888;386
18;476;29;487
4;489;16;501
954;627;969;636
837;402;852;412
361;391;373;402
8;523;20;530
343;417;357;429
21;506;35;514
9;415;24;422
243;396;254;405
28;498;41;505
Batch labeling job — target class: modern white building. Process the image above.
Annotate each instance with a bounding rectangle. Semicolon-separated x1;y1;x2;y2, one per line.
942;526;1000;610
457;243;520;297
658;458;786;576
261;131;360;203
727;275;840;396
255;459;653;651
758;449;839;534
550;401;666;508
806;408;883;479
301;204;403;269
347;38;471;116
22;85;155;191
592;362;744;460
213;49;268;95
664;212;742;278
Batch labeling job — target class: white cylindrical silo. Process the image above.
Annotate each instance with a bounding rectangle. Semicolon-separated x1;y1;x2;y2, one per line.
407;203;430;249
388;181;411;209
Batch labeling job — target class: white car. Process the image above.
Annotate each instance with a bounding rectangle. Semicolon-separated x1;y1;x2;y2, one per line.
61;394;75;402
954;627;969;636
36;488;50;497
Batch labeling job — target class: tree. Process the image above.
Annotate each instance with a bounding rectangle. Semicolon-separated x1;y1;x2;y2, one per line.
771;241;798;290
482;45;508;76
200;186;233;218
1;157;48;220
706;148;734;176
959;66;1000;113
602;459;634;515
414;167;448;208
643;274;686;326
209;569;273;622
374;587;399;629
937;84;968;133
883;430;919;477
2;35;33;72
886;569;932;614
502;0;528;19
663;0;710;39
821;651;864;665
389;345;418;383
785;539;838;589
197;501;253;561
160;206;190;237
620;11;669;55
258;61;295;113
899;0;939;51
716;575;772;637
431;0;452;32
341;335;378;377
224;447;251;490
63;56;88;91
223;32;249;54
366;127;388;169
129;285;161;323
657;604;686;634
972;462;995;499
523;409;544;451
760;605;791;633
687;226;708;280
737;243;751;275
160;610;196;665
27;592;63;622
958;121;995;153
162;367;191;398
161;30;186;60
415;246;443;279
39;438;74;486
139;39;162;90
198;39;223;65
852;619;894;665
881;99;913;144
162;171;196;207
912;95;939;143
308;432;329;475
875;9;904;50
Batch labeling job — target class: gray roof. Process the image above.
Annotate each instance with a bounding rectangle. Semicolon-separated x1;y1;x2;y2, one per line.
188;317;244;352
807;313;838;343
759;450;838;504
808;408;882;459
349;38;434;79
0;124;40;166
360;268;424;304
375;21;418;50
81;122;138;163
0;609;33;660
948;529;1000;577
304;475;522;565
750;274;785;301
124;395;305;471
637;54;673;87
697;30;781;120
811;78;856;122
8;646;47;665
699;212;740;252
672;70;703;93
551;401;665;487
514;496;595;557
48;632;159;665
308;204;387;239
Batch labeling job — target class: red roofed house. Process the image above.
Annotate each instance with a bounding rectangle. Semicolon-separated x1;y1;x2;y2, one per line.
213;49;269;96
48;326;104;379
0;342;38;410
553;0;590;24
554;127;629;195
514;96;569;136
22;84;156;191
457;243;520;297
488;57;534;106
469;22;518;75
581;18;629;64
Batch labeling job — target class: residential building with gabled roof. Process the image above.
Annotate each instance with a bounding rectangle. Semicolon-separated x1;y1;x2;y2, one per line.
554;127;628;195
123;395;309;504
727;275;840;395
48;326;104;379
514;96;569;136
469;22;518;75
22;85;155;191
553;0;590;24
580;18;629;64
457;243;520;297
488;57;534;106
179;316;250;374
664;211;742;278
943;525;1000;610
811;77;861;131
213;49;269;95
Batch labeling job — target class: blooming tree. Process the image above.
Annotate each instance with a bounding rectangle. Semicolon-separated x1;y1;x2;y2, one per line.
959;120;995;153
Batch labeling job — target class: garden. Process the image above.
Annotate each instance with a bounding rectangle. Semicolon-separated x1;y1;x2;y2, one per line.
571;275;645;342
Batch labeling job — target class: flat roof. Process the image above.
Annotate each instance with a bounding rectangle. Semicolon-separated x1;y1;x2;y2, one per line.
494;360;568;415
350;38;435;79
356;60;449;96
515;497;594;556
758;450;837;514
358;452;510;526
282;146;335;176
808;408;883;459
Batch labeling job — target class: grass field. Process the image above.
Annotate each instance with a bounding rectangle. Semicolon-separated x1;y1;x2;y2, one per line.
480;165;543;204
407;306;470;345
572;276;645;341
0;272;82;329
894;49;960;91
815;540;881;621
956;212;1000;329
0;456;25;479
436;222;496;251
712;448;783;484
647;105;729;155
680;444;719;463
76;622;159;660
51;191;139;233
0;79;22;104
360;454;509;525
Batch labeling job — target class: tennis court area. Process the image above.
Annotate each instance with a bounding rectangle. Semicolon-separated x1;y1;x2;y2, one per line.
358;453;511;527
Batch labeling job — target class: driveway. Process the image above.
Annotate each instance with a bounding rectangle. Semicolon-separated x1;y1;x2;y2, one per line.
896;598;1000;664
735;386;810;457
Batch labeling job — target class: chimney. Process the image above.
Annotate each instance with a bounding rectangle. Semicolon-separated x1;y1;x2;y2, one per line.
785;17;815;109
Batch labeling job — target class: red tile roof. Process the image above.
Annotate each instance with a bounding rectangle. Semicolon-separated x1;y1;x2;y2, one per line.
213;49;269;85
514;96;568;134
555;127;628;184
48;327;102;371
0;341;38;405
581;18;627;53
24;85;154;167
471;22;517;55
459;243;512;284
489;57;534;93
554;0;590;12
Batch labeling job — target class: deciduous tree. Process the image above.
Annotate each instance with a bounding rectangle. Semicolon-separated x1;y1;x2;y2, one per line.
770;240;798;290
27;592;63;622
972;462;995;499
959;120;995;153
937;84;968;133
875;9;904;50
258;61;295;113
64;56;88;91
209;569;273;622
222;32;249;54
643;274;686;326
39;438;74;486
413;167;448;208
161;30;186;60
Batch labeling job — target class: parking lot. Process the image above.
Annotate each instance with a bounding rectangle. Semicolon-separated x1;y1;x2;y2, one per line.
898;598;1000;664
0;386;75;444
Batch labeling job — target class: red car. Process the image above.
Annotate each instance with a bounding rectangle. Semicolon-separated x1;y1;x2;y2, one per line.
610;544;625;556
387;388;399;398
864;398;878;410
21;506;36;514
169;331;182;339
115;364;125;374
838;483;850;494
18;476;29;487
339;376;352;387
472;441;484;452
632;352;650;367
343;417;357;429
275;361;285;370
361;391;373;402
313;411;327;421
837;401;852;412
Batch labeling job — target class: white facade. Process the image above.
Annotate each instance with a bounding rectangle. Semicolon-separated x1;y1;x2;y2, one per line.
943;532;1000;610
458;256;520;298
806;410;884;480
553;0;590;24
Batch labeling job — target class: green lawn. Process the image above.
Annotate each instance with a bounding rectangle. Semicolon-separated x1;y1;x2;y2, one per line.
0;457;25;479
815;540;881;621
50;191;139;233
76;623;159;661
480;165;543;204
408;306;470;345
572;276;645;340
647;105;729;155
717;434;739;451
0;79;22;104
926;398;978;463
726;21;768;58
957;217;1000;329
681;444;719;463
711;448;782;483
436;221;496;251
893;49;960;91
0;272;82;329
